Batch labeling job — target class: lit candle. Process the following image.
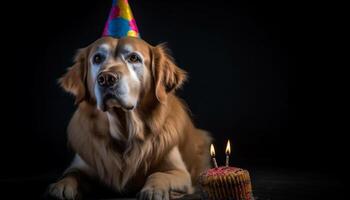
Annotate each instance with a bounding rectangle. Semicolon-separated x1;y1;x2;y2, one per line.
225;140;231;167
210;144;218;168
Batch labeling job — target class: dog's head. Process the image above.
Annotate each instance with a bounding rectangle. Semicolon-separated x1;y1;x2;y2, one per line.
59;37;186;112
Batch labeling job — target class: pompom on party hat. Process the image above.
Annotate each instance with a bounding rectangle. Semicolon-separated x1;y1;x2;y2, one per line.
102;0;140;38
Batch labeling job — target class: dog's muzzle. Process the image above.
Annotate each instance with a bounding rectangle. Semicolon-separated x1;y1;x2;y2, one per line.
97;71;134;111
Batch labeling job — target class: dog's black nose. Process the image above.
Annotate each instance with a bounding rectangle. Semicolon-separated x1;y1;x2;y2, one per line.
97;72;119;88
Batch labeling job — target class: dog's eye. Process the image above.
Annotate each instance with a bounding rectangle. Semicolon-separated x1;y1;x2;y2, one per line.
93;54;105;64
127;53;141;63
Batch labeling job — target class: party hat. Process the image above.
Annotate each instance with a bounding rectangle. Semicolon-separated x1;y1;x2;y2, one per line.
102;0;140;38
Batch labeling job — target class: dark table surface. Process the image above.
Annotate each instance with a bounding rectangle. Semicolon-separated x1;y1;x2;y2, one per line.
0;167;345;200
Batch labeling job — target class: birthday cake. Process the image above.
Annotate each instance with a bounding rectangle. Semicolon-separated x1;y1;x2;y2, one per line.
199;166;254;200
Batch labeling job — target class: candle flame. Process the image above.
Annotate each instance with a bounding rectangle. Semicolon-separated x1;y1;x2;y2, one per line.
225;140;231;155
210;144;216;156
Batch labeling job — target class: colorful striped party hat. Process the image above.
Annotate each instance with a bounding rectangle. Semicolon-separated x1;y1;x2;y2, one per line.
102;0;140;38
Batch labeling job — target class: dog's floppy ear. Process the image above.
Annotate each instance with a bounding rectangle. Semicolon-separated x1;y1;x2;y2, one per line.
58;48;88;104
151;44;187;104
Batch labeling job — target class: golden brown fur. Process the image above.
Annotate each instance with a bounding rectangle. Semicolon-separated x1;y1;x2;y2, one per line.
48;37;211;200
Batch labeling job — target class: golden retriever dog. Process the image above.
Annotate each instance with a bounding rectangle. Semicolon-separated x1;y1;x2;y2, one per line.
48;36;211;200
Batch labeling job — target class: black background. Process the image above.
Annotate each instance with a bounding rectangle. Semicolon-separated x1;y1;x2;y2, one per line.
0;0;344;199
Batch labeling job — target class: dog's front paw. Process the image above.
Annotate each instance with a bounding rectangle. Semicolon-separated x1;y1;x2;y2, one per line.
48;176;79;200
138;186;169;200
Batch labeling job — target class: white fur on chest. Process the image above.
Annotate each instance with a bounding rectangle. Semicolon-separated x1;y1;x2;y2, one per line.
106;112;125;141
